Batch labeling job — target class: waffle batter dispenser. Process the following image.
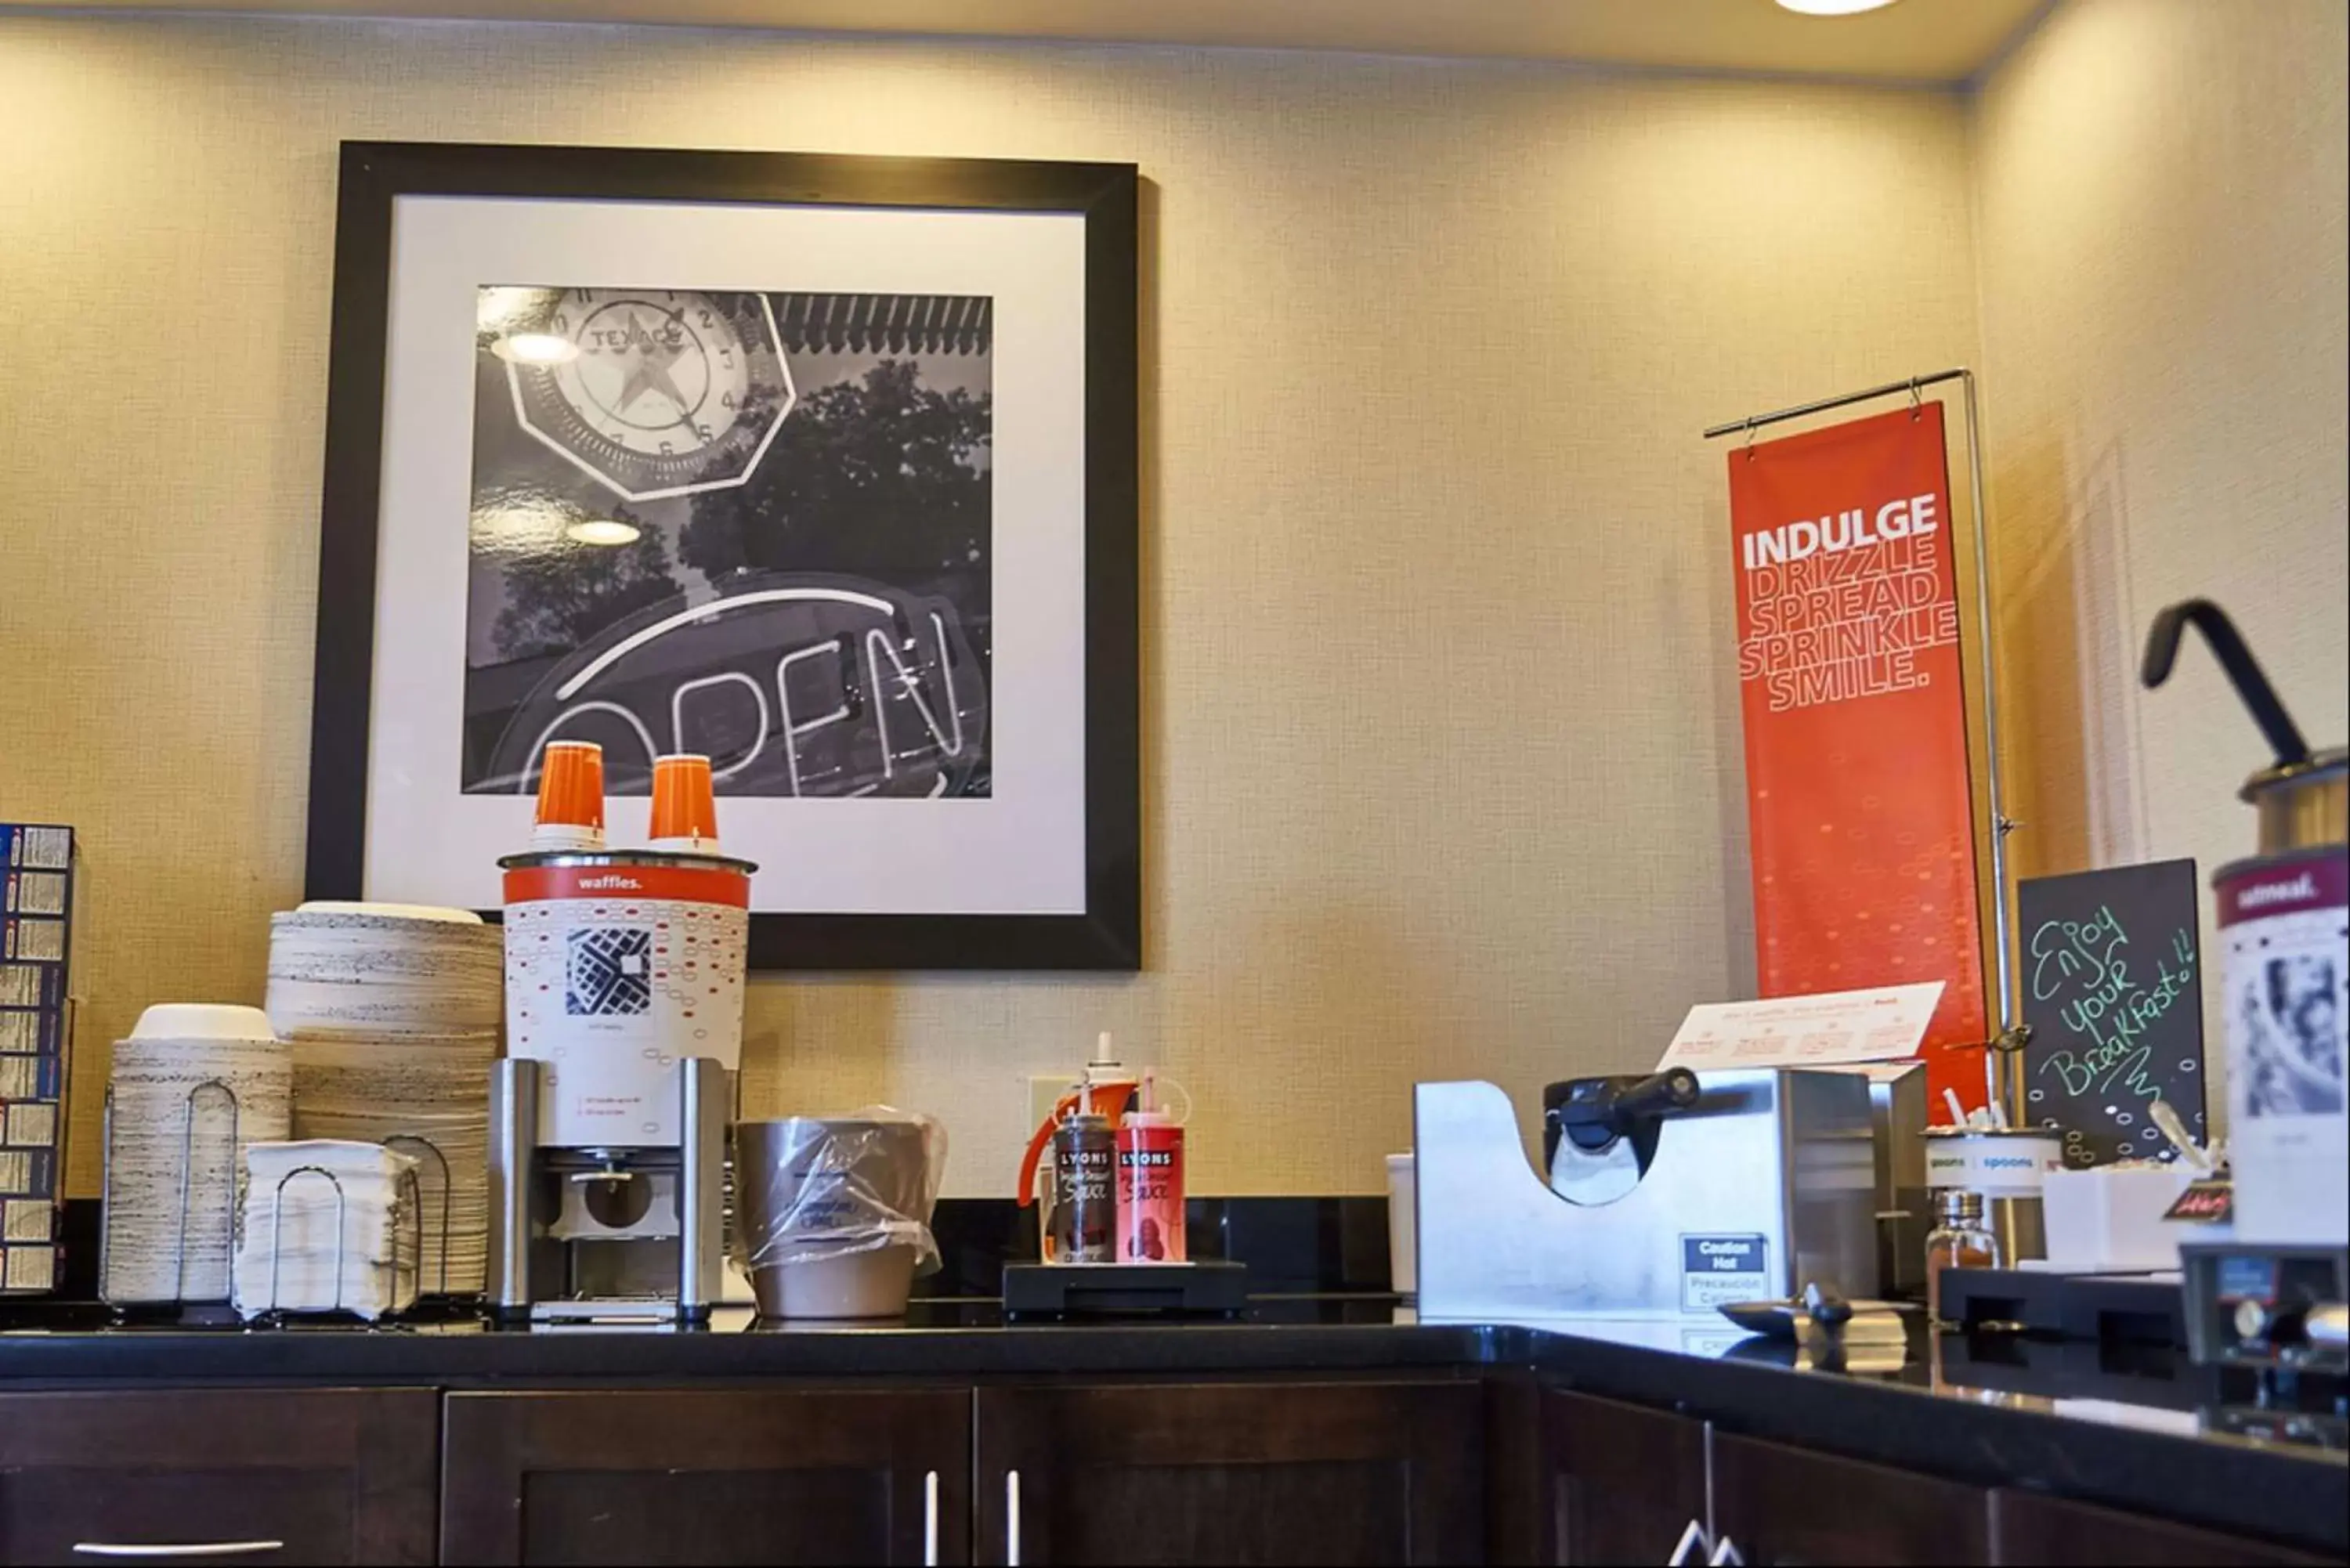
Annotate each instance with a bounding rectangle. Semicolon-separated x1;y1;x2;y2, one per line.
487;847;755;1323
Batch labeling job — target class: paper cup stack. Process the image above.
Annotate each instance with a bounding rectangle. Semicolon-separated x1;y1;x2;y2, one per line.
232;1140;421;1321
102;1004;291;1306
266;901;501;1296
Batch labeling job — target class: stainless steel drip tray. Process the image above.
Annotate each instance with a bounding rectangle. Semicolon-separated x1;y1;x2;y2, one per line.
529;1296;703;1325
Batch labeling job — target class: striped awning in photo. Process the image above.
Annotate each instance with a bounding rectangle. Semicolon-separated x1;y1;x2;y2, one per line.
775;294;993;356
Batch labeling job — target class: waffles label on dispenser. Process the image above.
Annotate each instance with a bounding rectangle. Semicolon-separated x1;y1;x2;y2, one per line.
502;859;750;1147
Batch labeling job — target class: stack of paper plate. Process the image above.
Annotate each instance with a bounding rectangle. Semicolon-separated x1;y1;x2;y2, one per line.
265;901;501;1035
101;1004;291;1306
287;1032;497;1295
266;902;501;1296
232;1139;420;1321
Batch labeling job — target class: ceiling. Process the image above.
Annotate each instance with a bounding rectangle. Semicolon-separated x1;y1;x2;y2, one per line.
41;0;2051;83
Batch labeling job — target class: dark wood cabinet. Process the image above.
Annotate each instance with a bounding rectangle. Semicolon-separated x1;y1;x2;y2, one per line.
0;1367;2335;1567
439;1386;971;1566
1538;1387;1709;1567
0;1386;437;1566
1990;1490;2334;1567
1709;1431;1992;1566
973;1378;1485;1566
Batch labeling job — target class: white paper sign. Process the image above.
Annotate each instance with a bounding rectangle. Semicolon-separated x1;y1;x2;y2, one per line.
1655;981;1945;1072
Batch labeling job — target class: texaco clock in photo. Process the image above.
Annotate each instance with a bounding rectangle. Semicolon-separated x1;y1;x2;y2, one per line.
490;287;795;501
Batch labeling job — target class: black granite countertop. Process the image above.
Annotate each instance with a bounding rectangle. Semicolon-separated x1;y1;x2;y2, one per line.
0;1295;1462;1382
0;1294;2341;1553
1498;1314;2345;1557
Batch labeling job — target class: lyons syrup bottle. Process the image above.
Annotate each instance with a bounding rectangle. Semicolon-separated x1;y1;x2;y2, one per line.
1115;1069;1186;1263
1049;1083;1118;1264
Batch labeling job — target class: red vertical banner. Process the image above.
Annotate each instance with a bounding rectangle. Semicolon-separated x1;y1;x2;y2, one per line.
1730;403;1989;1107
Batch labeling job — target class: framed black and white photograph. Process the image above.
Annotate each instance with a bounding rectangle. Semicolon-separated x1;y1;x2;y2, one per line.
306;143;1139;968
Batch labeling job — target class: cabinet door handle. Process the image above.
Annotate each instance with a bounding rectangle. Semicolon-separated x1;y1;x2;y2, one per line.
72;1547;285;1560
923;1469;939;1566
1706;1537;1744;1566
1006;1469;1022;1566
1665;1519;1709;1566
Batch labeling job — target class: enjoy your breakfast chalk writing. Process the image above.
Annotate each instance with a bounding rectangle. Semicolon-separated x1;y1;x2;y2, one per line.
2029;905;2196;1100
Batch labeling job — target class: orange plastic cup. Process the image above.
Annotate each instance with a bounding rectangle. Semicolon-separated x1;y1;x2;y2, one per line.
649;753;720;852
532;741;606;851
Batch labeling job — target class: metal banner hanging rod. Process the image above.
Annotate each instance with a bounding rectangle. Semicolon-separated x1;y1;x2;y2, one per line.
1702;367;1970;440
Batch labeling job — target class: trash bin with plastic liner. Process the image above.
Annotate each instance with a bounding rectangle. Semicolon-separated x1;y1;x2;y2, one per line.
732;1112;946;1319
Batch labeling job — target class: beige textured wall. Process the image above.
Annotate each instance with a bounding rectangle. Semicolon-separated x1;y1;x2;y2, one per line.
0;15;1984;1197
1971;0;2349;1077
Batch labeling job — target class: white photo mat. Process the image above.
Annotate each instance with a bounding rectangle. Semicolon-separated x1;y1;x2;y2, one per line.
364;196;1090;916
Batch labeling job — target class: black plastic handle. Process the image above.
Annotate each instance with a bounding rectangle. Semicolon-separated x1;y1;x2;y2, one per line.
1803;1279;1854;1328
1611;1068;1701;1125
2141;599;2311;768
1549;1068;1704;1154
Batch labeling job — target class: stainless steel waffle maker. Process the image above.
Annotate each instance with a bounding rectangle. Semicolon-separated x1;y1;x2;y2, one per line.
1415;1068;1878;1320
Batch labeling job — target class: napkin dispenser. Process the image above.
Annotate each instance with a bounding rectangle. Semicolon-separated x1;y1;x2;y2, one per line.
1415;1068;1878;1320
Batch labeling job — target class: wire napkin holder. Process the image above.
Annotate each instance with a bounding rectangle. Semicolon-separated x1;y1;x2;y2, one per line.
250;1161;425;1321
99;1077;241;1310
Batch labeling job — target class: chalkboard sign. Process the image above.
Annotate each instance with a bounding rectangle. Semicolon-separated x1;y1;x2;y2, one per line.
2019;858;2206;1167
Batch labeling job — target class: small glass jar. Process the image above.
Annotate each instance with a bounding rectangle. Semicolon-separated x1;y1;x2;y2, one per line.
1925;1188;2001;1328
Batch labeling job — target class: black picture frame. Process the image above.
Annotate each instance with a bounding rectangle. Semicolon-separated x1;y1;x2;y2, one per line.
305;141;1140;970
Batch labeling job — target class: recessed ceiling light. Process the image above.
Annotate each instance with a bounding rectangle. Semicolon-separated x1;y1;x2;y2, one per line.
1777;0;1901;14
566;518;642;547
495;331;580;365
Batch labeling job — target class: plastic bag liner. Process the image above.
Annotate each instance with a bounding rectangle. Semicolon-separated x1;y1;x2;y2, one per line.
732;1109;949;1274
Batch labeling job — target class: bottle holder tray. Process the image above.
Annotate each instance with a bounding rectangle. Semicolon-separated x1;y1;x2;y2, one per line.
1003;1260;1249;1320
